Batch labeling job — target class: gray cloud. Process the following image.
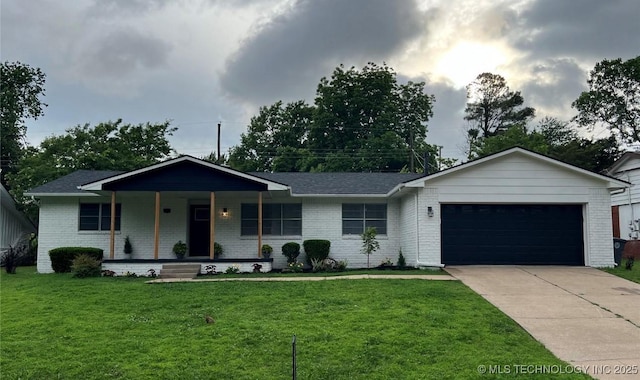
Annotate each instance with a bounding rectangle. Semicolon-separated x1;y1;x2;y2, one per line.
519;58;587;120
78;29;171;79
424;80;469;160
513;0;640;61
220;0;426;106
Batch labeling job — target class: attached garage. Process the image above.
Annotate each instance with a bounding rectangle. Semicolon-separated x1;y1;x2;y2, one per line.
400;147;630;268
441;204;584;265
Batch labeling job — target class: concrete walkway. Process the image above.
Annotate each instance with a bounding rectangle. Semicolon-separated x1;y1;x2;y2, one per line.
147;273;456;283
446;266;640;380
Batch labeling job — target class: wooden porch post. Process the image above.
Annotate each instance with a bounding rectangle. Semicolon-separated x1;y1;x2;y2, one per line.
109;191;116;259
258;192;263;258
154;192;160;260
210;192;216;259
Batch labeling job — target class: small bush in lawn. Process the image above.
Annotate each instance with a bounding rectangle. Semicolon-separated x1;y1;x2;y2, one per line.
303;240;330;266
336;260;348;271
282;242;301;263
397;249;406;269
71;254;102;278
49;247;103;273
1;246;24;274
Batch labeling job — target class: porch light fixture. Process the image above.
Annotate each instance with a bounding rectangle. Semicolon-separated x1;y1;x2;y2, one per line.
221;208;229;218
427;206;434;217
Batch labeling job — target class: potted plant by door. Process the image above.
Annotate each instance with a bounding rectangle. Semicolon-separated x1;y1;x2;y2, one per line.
173;240;187;259
261;244;273;259
124;236;133;255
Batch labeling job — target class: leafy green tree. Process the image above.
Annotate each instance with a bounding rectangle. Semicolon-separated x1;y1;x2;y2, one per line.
572;56;640;143
361;227;380;269
472;117;620;172
227;100;313;171
309;63;435;172
472;124;549;158
7;119;176;222
0;62;47;183
228;63;438;173
464;72;535;140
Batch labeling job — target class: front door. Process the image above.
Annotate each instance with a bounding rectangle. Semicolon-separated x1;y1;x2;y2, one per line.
189;205;210;256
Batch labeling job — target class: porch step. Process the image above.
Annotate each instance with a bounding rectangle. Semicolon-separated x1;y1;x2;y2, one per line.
159;264;201;279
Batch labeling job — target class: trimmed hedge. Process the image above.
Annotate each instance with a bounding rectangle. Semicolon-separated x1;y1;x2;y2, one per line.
49;247;104;273
281;242;301;263
303;240;330;265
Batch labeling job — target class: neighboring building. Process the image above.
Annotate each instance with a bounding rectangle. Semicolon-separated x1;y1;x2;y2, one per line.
607;152;640;239
26;147;627;275
1;182;36;250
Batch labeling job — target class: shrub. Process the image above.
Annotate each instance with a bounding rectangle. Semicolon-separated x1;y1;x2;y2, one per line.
225;264;240;274
625;256;635;270
49;247;104;273
397;249;406;269
310;257;344;273
261;244;273;258
71;254;102;278
1;246;24;274
214;242;224;258
282;242;301;263
173;241;187;258
303;240;330;265
124;236;133;254
286;262;304;273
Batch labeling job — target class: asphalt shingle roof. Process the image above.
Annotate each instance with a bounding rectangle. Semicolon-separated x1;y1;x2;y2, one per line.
251;172;425;194
27;170;124;194
27;169;425;195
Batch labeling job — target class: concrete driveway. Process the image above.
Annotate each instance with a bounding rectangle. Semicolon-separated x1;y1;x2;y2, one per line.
446;266;640;380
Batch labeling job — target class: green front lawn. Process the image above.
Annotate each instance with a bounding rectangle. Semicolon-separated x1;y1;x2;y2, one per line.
201;268;449;278
602;260;640;283
1;268;589;379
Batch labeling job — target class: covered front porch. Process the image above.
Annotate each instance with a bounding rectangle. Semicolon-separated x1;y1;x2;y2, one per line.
78;156;291;275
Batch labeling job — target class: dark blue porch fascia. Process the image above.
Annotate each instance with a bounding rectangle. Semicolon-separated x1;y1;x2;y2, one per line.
102;160;269;192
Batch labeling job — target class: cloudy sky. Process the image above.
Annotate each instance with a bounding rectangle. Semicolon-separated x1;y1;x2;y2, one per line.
2;0;639;162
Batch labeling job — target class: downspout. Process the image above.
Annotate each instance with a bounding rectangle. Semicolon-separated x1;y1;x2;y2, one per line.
415;191;445;268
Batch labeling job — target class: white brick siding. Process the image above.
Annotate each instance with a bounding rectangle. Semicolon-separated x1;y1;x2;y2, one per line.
35;151;620;272
586;188;615;267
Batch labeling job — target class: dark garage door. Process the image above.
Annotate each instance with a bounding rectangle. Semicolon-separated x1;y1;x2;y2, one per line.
441;204;584;265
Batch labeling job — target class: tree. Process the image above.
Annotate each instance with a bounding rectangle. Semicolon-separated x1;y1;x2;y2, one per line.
471;124;549;158
572;56;640;143
6;119;176;222
228;63;438;173
0;62;47;183
472;117;620;172
227;100;313;171
361;227;380;269
464;72;535;140
309;63;435;172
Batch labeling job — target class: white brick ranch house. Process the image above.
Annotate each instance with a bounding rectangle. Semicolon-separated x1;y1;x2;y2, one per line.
27;147;628;275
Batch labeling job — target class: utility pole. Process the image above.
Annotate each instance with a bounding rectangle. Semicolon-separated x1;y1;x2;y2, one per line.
217;122;221;162
409;125;415;173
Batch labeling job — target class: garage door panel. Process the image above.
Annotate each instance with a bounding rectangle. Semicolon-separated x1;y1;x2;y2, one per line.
441;204;584;265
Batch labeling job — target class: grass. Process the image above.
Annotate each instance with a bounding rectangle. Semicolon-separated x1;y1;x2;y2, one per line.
602;258;640;283
1;267;590;379
202;268;449;278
